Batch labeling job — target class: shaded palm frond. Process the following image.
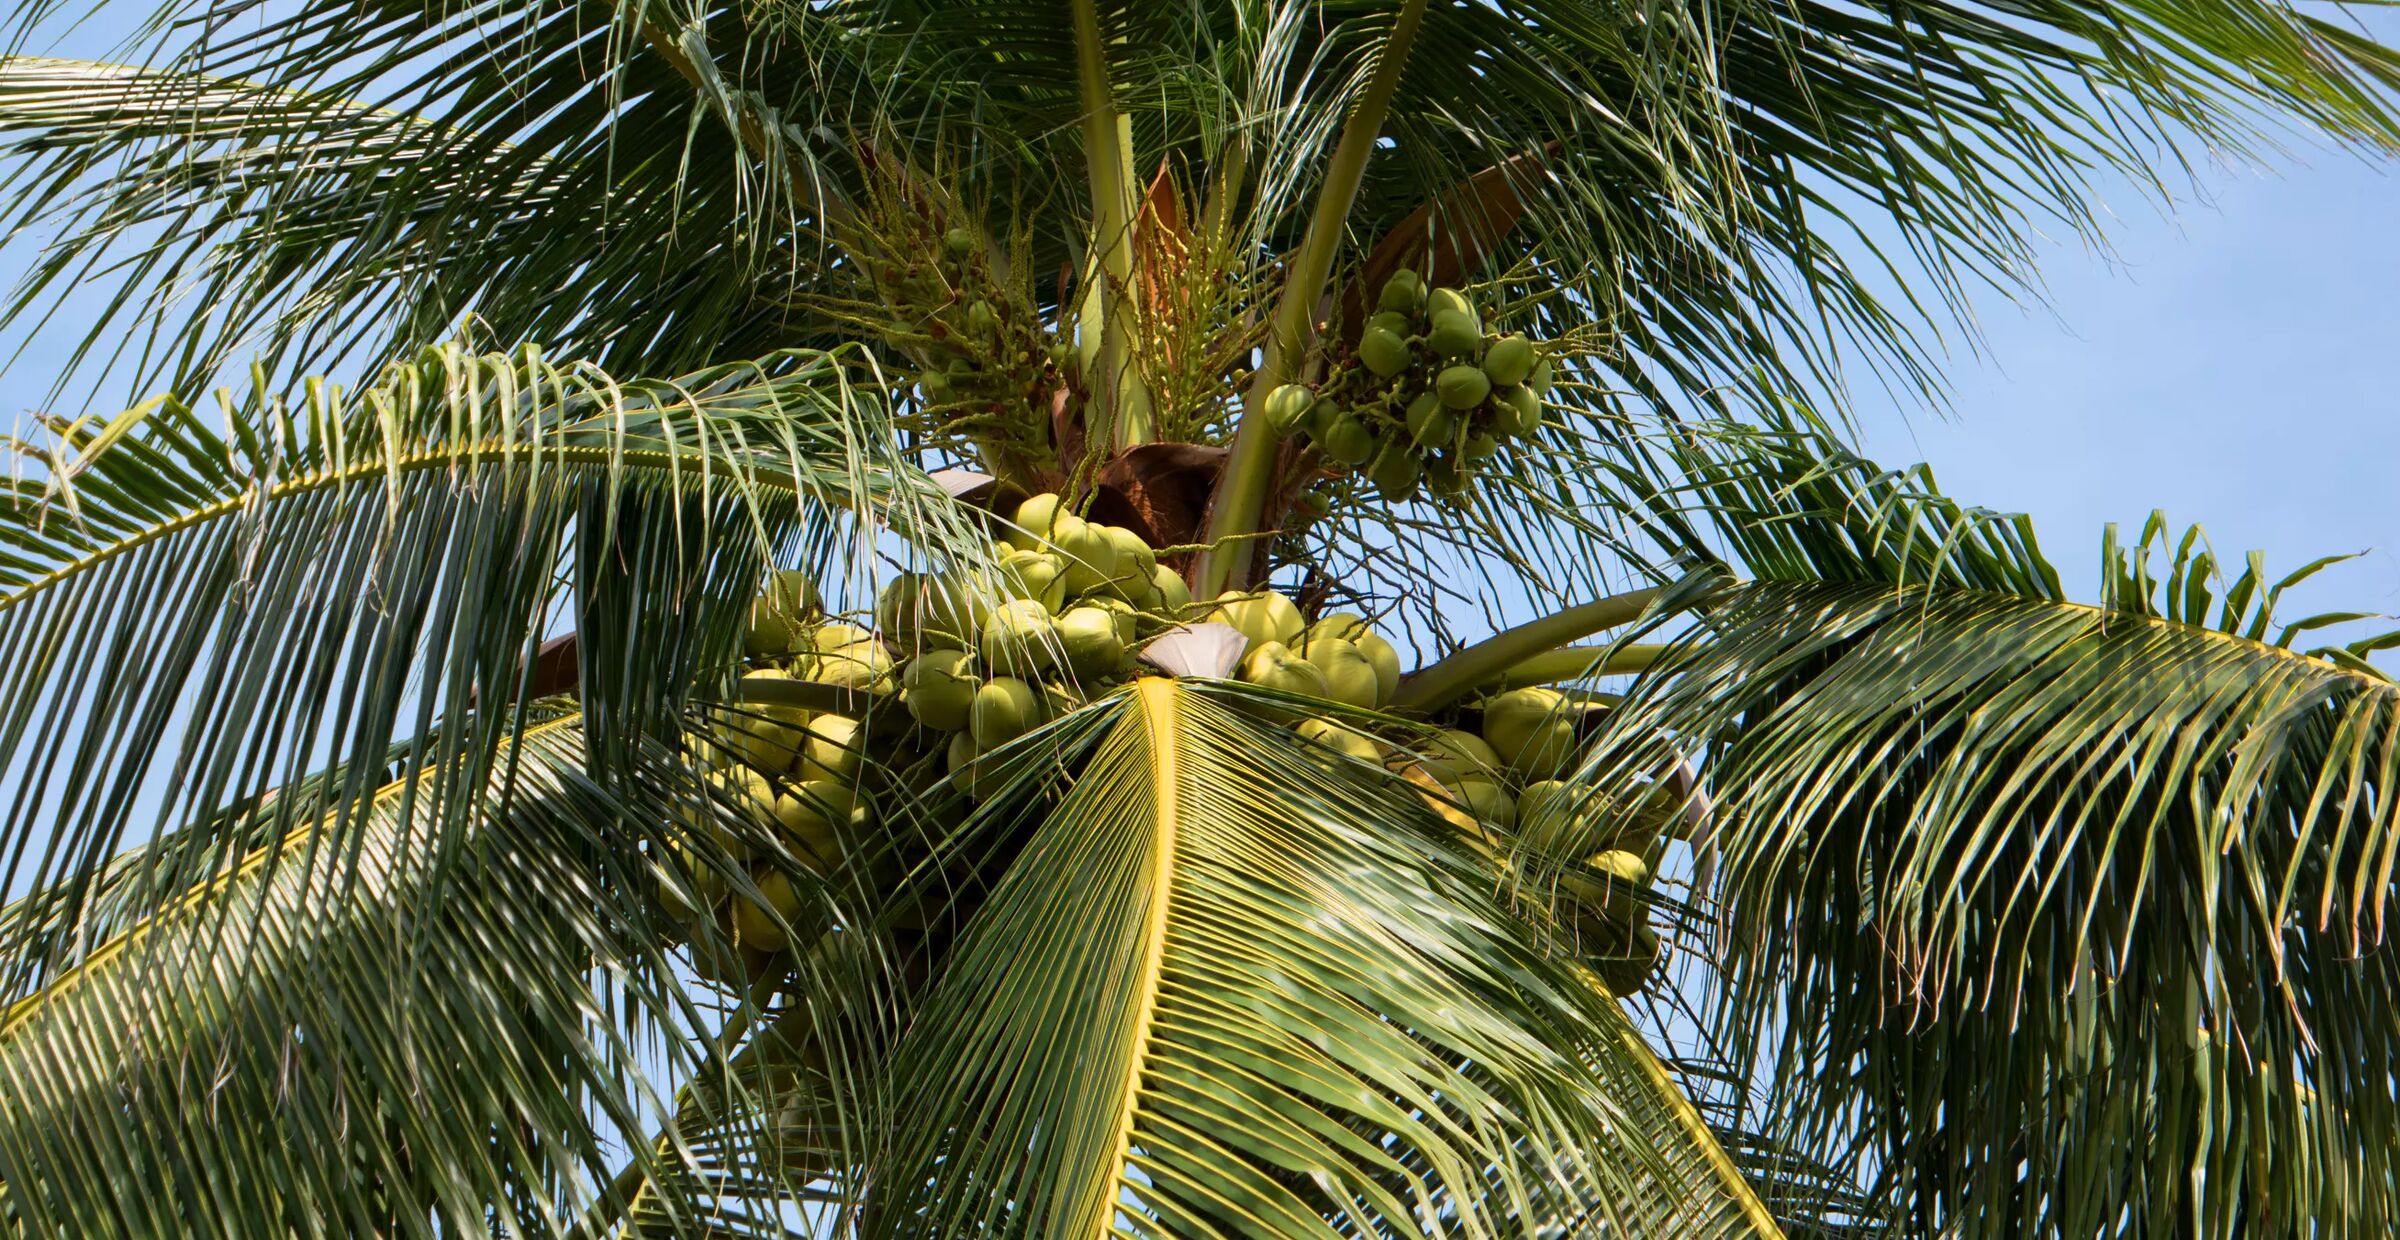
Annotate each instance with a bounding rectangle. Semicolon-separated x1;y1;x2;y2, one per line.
866;677;1778;1238
1575;419;2400;1235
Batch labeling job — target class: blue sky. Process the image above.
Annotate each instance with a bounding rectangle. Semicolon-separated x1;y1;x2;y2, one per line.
1853;138;2400;632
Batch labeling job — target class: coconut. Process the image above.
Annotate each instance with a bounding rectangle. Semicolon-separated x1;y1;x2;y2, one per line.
809;635;895;695
1415;729;1505;786
1457;777;1518;830
771;787;844;867
1102;525;1157;578
1406;392;1458;448
1483;334;1536;386
1461;432;1500;461
1515;779;1589;855
1150;564;1193;614
1056;605;1127;681
745;598;801;657
1296;717;1386;764
1306;615;1401;703
1241;641;1332;709
1527;355;1555;394
1367;444;1422;502
1085;596;1140;647
1315;412;1377;466
746;569;821;655
1006;493;1084;553
796;714;864;784
1210;589;1305;653
731;869;809;953
1426;310;1481;360
1435;364;1492;410
724;713;803;775
979;598;1060;678
1264;384;1316;435
1377;269;1426;314
1423;453;1467;497
970;676;1041;748
1358;326;1412;378
902;648;980;731
1426;286;1477;326
1302;637;1383;708
1367;310;1414;337
1495;384;1543;439
997;550;1068;611
1591;922;1662;995
1054;520;1122;597
1480;686;1579;780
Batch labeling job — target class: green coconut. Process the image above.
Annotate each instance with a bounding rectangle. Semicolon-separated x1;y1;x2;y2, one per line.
1406;391;1459;448
942;227;976;259
1086;595;1140;647
970;676;1041;749
1006;493;1082;553
902;648;979;731
1426;310;1481;360
1056;605;1127;681
1417;728;1506;786
1436;364;1492;410
997;549;1068;612
724;713;803;775
1210;589;1305;652
1527;355;1555;394
1483;334;1536;386
1457;777;1518;830
1151;564;1193;614
979;598;1060;678
1296;717;1387;764
1461;431;1500;461
771;787;843;867
1367;444;1423;502
1358;326;1412;378
745;569;821;655
1055;520;1122;597
1303;637;1382;708
1426;287;1477;327
1306;615;1401;703
1240;641;1332;704
1315;413;1377;466
796;714;864;784
1103;525;1157;578
1377;269;1426;314
1495;384;1544;439
1481;687;1580;780
1368;310;1414;337
808;635;896;695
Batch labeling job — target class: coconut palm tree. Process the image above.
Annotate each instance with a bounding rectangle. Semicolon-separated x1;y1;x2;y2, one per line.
3;0;2399;1233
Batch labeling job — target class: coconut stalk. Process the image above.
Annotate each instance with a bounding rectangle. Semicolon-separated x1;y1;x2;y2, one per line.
1072;0;1155;448
1392;587;1666;712
1193;0;1429;596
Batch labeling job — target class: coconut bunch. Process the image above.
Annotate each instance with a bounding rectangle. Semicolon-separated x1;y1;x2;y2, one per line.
878;493;1198;800
1266;269;1555;501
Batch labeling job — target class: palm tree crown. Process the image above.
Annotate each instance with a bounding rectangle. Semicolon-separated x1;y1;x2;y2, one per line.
2;0;2399;1235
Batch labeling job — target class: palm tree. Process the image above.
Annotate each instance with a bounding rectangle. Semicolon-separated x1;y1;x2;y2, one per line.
3;0;2399;1232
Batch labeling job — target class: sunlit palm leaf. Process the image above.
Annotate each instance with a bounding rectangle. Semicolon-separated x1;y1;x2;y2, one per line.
870;677;1778;1237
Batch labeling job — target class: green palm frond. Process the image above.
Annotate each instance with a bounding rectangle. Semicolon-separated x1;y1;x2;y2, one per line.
0;714;804;1234
865;677;1777;1237
1572;419;2400;1235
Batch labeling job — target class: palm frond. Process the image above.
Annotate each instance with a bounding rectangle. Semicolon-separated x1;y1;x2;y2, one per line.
1574;419;2400;1235
866;677;1777;1237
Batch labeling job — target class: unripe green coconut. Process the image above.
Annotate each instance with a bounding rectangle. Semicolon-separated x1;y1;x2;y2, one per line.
1457;777;1518;830
733;869;810;953
1316;413;1377;466
1264;384;1316;435
1210;589;1305;652
1056;605;1127;681
902;649;979;731
1527;355;1555;394
1055;521;1122;596
1103;525;1157;577
745;569;822;655
796;714;864;784
1306;615;1401;703
1426;287;1477;326
1426;310;1481;360
1086;595;1139;647
725;713;803;775
1406;392;1459;448
1367;444;1422;502
1481;686;1580;780
970;676;1041;748
1006;493;1084;553
1151;564;1193;614
1368;310;1413;337
745;599;801;657
711;766;777;820
1514;779;1589;855
1303;637;1382;708
1423;452;1467;497
1358;326;1411;378
942;227;976;259
808;635;895;695
771;788;842;867
1416;728;1506;786
1591;922;1662;995
1462;432;1500;461
1296;717;1387;764
1377;269;1426;313
1495;384;1543;439
1436;364;1492;410
997;550;1068;611
1241;641;1332;704
979;598;1060;678
1483;334;1536;386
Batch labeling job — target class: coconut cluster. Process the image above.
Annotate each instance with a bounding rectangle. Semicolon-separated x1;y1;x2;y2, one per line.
864;211;1053;433
1267;270;1555;501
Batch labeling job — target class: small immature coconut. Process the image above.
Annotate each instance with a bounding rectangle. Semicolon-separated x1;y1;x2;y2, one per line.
1368;310;1414;337
979;598;1060;678
1480;686;1580;780
1527;355;1555;394
942;227;976;259
1426;310;1481;360
1483;334;1536;386
1494;384;1544;439
970;676;1041;748
1210;589;1305;653
731;869;809;953
1406;392;1459;448
1240;641;1332;704
725;714;803;775
1423;452;1467;497
1358;326;1412;378
1303;637;1382;708
1461;432;1500;461
1367;444;1422;502
1315;412;1377;466
1377;269;1427;314
1427;286;1477;325
1296;717;1387;765
1056;605;1127;681
902;648;980;731
1436;364;1492;410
